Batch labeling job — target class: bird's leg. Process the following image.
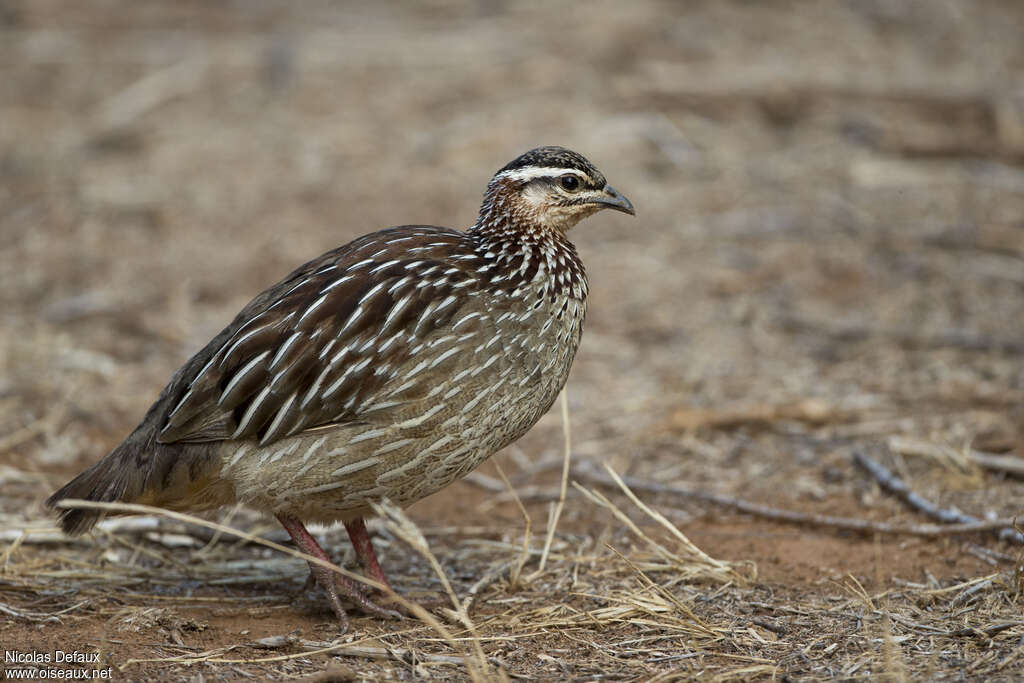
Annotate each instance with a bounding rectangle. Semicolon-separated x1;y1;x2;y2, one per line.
344;516;446;612
276;514;399;625
343;517;393;592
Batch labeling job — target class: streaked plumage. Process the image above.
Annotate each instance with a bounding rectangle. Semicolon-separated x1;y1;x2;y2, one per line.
47;146;634;629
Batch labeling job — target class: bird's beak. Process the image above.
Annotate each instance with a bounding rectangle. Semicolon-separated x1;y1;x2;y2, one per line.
591;185;635;215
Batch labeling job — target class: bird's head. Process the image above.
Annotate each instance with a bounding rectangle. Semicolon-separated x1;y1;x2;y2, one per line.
478;146;634;234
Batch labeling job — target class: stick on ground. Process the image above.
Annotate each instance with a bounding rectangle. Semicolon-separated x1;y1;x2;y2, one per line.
852;450;1023;544
572;460;1020;540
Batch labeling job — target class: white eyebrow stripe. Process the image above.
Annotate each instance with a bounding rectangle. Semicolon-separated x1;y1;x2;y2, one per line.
493;167;590;183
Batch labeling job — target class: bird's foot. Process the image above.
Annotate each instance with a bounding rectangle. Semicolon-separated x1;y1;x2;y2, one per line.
309;564;402;626
315;568;446;618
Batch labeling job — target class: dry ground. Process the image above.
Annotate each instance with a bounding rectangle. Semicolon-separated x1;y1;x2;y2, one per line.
2;1;1024;680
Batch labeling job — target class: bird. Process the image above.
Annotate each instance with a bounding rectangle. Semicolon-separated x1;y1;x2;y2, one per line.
47;146;635;629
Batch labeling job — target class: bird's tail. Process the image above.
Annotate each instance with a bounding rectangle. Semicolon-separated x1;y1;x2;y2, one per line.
47;434;232;536
46;443;138;535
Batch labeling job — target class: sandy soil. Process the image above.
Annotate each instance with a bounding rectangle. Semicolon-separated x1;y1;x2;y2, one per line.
2;1;1024;680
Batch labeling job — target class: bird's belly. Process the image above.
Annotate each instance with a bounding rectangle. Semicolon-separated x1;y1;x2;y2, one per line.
220;300;583;522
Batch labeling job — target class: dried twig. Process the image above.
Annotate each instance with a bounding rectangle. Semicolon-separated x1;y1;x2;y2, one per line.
493;461;532;589
599;464;736;579
950;576;999;607
968;451;1024;479
0;599;88;622
938;622;1024;640
53;496;485;674
575;468;739;584
462;560;513;615
121;630;451;668
53;500;381;587
853;450;1023;544
665;398;855;432
55;500;498;680
887;436;973;472
302;642;506;668
370;501;494;682
527;388;572;580
91;57;210;135
572;460;1020;539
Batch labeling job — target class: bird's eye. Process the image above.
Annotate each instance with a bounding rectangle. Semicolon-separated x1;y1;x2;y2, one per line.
559;175;580;192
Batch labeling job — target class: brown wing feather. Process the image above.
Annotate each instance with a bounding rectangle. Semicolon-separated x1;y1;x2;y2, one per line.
157;226;481;445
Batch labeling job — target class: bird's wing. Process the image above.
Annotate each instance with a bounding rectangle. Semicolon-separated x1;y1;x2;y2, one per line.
156;226;483;446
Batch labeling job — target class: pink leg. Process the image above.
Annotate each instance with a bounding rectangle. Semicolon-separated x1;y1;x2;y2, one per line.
343;517;445;612
344;517;392;591
276;514;398;626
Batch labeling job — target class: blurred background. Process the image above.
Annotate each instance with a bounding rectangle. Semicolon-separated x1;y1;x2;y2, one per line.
4;0;1021;483
2;0;1024;676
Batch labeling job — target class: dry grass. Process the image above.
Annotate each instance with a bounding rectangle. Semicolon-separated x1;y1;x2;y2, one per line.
3;0;1024;679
